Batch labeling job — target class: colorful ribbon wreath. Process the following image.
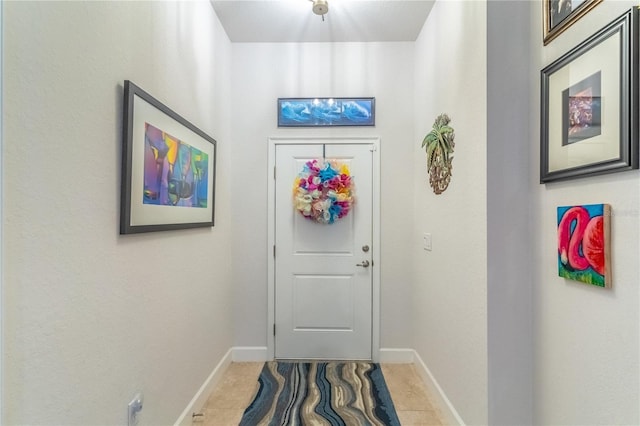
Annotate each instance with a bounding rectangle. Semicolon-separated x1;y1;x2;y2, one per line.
293;159;354;224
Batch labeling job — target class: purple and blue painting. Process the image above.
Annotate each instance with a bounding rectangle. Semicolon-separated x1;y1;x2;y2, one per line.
278;98;375;127
562;71;601;146
143;122;208;208
557;203;611;288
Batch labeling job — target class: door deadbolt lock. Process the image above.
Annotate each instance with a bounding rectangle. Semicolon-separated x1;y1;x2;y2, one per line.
356;260;370;268
362;245;370;252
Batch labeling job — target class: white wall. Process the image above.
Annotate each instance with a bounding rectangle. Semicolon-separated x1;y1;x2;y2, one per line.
0;2;4;419
487;1;533;424
230;42;415;351
529;1;640;424
412;1;488;424
2;2;234;424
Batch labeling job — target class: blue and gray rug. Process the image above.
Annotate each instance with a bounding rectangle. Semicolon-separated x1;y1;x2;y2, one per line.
239;361;400;426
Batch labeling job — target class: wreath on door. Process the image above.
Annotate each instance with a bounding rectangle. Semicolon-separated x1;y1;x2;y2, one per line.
293;159;354;224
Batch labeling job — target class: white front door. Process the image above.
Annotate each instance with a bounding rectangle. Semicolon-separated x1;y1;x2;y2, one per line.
274;143;374;360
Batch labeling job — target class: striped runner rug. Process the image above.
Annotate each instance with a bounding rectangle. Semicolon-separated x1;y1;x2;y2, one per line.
239;361;400;426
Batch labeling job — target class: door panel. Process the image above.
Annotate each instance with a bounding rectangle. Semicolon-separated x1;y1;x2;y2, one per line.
274;143;373;360
292;275;354;330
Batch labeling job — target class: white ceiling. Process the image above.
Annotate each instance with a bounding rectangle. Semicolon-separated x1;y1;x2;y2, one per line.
210;0;436;42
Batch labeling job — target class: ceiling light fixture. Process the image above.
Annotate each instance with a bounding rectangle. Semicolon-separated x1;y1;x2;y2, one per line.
311;0;328;21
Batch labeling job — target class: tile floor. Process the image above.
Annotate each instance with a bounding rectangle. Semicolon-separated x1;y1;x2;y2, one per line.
195;362;445;426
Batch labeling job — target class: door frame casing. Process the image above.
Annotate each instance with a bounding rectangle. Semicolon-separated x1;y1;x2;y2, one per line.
267;137;381;362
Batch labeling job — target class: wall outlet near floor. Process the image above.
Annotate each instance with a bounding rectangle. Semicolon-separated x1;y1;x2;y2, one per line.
423;233;432;251
128;392;144;426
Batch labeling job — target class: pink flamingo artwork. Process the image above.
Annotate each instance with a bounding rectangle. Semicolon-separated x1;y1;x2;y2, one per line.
557;204;611;288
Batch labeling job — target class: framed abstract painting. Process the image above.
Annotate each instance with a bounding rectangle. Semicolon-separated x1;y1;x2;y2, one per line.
540;8;638;183
120;80;216;234
557;203;611;288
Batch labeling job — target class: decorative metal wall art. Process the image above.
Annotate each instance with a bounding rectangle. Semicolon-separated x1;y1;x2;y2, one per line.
422;113;455;195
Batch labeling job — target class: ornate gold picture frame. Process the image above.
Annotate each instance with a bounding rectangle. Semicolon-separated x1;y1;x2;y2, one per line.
543;0;603;45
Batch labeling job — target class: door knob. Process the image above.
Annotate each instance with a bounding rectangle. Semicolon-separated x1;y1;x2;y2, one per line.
356;260;370;268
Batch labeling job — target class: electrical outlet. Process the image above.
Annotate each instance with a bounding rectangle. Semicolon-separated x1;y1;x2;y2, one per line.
128;392;143;426
423;233;432;251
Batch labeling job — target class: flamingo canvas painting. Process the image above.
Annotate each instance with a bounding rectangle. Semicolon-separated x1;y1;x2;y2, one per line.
557;204;611;288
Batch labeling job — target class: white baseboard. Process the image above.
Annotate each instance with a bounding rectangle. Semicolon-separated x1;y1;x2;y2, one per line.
173;348;233;426
378;348;415;363
413;350;465;426
232;346;269;362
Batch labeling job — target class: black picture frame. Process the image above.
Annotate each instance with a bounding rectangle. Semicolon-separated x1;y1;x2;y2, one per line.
543;0;602;45
120;80;216;234
278;97;375;127
540;8;638;184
